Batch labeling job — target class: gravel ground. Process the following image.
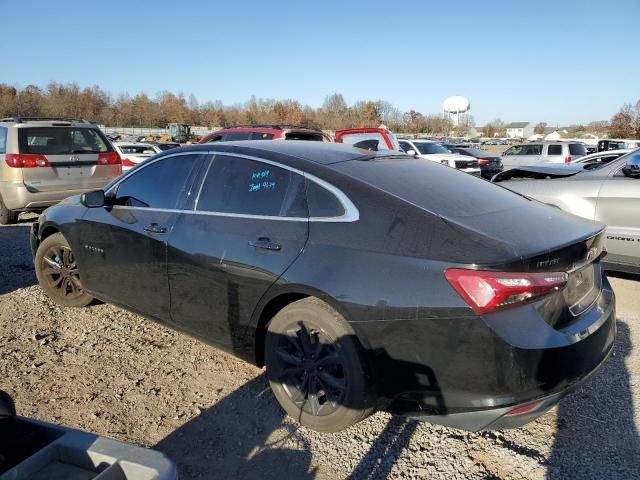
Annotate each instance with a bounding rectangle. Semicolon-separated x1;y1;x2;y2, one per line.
1;221;639;479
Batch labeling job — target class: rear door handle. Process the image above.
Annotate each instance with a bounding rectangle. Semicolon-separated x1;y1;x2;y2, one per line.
144;223;167;234
248;238;281;251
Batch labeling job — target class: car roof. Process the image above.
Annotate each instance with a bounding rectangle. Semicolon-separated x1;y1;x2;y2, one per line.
159;140;375;166
410;139;436;143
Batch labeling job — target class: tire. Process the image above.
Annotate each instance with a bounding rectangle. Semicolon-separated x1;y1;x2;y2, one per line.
265;297;374;433
0;195;18;225
34;232;93;307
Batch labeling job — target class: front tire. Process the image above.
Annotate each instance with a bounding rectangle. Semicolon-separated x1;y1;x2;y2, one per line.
0;195;18;225
265;297;374;433
34;232;93;307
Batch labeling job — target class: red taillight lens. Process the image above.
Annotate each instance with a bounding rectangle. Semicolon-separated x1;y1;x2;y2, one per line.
121;157;136;167
445;269;568;315
97;151;121;165
5;153;50;168
478;159;489;165
504;401;543;417
564;156;572;163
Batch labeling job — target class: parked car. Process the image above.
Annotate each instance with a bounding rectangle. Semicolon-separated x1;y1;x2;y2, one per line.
198;125;332;143
444;146;503;179
570;149;632;168
0;117;121;224
113;142;163;171
493;150;640;274
597;139;640;152
32;141;615;433
398;139;481;175
334;127;401;151
501;142;587;169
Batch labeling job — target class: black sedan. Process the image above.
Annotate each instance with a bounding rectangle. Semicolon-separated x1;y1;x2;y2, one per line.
445;146;503;178
31;141;615;433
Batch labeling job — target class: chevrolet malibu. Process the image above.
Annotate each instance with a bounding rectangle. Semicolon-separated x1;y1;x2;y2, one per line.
31;141;615;433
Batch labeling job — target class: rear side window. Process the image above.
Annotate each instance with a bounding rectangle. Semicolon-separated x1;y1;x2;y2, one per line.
196;155;307;217
306;180;345;218
569;144;587;155
222;131;252;141
18;127;110;155
284;132;324;141
0;127;6;154
251;132;275;140
547;145;562;155
113;154;200;209
398;141;413;153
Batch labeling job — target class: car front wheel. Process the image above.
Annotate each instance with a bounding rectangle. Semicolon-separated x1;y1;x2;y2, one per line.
34;232;93;307
265;297;374;433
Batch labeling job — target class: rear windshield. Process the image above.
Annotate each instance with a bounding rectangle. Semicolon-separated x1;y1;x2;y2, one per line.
284;132;324;141
569;143;587;155
460;148;488;157
415;143;449;155
118;145;156;155
18;127;111;155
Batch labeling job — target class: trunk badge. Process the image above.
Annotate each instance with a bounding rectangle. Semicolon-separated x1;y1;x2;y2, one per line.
69;155;80;162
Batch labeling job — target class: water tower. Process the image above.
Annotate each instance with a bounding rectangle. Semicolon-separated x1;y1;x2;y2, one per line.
442;96;471;126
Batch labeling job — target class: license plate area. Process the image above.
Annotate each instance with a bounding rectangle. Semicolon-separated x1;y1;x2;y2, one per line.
564;263;601;316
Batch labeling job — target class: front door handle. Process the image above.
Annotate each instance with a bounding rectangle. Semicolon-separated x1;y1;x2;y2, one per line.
248;237;281;251
144;223;167;234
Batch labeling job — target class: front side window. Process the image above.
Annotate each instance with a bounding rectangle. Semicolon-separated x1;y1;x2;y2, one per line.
196;155;307;217
113;154;200;209
18;127;110;155
398;141;413;153
547;145;562;155
523;145;542;155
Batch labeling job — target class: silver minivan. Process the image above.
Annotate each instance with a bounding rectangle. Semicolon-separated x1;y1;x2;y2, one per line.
0;117;122;224
501;142;587;169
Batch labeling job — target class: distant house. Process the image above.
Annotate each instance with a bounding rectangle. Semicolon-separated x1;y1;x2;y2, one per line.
505;122;534;139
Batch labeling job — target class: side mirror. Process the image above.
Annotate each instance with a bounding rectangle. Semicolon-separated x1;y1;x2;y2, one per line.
81;190;106;208
406;149;416;155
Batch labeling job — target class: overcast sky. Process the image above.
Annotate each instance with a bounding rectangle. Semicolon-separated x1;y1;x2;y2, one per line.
1;0;638;125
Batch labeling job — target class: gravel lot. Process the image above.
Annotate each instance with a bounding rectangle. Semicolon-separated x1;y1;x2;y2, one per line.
1;219;639;479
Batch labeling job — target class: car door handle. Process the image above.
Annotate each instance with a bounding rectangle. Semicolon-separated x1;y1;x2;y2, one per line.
248;238;281;251
144;223;167;234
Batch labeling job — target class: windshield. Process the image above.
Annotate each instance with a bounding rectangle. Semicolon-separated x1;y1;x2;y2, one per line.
415;143;449;155
18;127;111;155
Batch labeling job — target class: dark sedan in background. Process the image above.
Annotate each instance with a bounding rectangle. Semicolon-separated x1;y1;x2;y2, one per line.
444;145;504;179
31;142;615;433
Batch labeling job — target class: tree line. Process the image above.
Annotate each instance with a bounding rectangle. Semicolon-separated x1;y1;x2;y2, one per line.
0;82;638;138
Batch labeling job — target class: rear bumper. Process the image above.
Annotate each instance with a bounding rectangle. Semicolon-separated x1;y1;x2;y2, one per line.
352;277;616;431
0;181;103;211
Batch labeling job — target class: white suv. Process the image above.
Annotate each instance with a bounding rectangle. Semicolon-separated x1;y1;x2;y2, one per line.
398;139;481;175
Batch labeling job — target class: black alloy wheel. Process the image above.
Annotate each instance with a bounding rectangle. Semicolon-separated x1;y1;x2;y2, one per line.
265;297;374;432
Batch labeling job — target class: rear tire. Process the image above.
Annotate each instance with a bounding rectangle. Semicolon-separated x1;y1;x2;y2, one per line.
0;195;18;225
265;297;374;433
34;233;93;307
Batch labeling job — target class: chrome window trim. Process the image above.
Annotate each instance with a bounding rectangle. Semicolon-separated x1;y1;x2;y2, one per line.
107;150;359;223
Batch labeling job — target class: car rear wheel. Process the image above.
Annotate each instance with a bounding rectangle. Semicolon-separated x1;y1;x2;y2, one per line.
265;297;374;432
34;233;93;307
0;195;18;225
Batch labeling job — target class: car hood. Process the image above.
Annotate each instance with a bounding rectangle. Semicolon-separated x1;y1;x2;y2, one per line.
492;164;584;182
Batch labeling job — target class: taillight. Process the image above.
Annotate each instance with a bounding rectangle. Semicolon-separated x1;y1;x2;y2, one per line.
121;157;136;167
97;151;121;165
445;269;568;315
478;159;489;165
5;153;50;168
504;401;543;417
564;156;572;163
